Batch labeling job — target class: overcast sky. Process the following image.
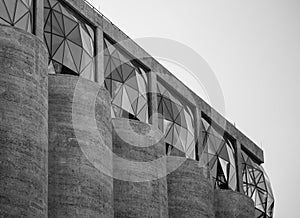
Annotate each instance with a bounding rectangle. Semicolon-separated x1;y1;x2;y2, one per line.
87;0;300;217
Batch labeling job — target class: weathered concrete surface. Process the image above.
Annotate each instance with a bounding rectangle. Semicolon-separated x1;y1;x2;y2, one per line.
214;190;255;218
0;25;48;217
64;0;103;27
112;118;168;218
167;159;215;218
48;75;113;218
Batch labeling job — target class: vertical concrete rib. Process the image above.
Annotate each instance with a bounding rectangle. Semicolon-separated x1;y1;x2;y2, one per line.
34;0;44;40
197;110;210;179
95;27;104;84
0;26;48;217
48;75;113;218
236;141;244;192
148;71;159;127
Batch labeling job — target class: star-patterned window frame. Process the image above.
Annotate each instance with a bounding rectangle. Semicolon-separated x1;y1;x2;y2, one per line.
199;117;237;190
44;0;95;80
104;36;149;123
156;78;196;159
0;0;34;33
241;150;274;218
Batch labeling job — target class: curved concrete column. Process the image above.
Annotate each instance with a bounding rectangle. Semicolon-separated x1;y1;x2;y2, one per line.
48;75;113;217
167;159;215;218
0;25;48;217
214;190;255;218
112;118;168;218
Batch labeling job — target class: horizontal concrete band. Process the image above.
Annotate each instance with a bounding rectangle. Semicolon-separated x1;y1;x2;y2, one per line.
0;25;48;217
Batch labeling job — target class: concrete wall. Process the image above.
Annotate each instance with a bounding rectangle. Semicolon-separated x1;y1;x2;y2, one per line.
112;118;168;218
214;190;255;218
0;25;48;217
0;2;259;217
167;159;215;218
48;75;113;217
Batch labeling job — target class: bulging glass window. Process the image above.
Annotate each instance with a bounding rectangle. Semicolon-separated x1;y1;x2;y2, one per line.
241;150;274;218
199;118;237;190
0;0;33;33
104;37;149;123
156;80;196;159
44;0;95;80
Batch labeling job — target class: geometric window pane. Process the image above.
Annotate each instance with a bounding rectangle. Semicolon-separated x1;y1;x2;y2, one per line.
0;0;33;33
104;37;149;123
241;150;274;218
44;0;95;80
199;117;237;190
156;79;196;159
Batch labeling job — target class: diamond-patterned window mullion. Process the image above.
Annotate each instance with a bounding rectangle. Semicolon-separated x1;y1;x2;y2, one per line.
104;36;149;123
241;150;274;218
199;118;237;191
156;80;196;159
12;1;18;23
0;0;33;33
44;0;95;78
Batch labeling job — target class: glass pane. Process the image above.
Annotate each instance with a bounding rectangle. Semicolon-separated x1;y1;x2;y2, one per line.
68;26;81;46
63;42;76;72
80;62;94;81
14;1;28;22
80;27;93;56
121;88;134;114
112;87;123;106
14;13;28;30
51;34;64;56
52;43;64;63
63;16;77;35
68;40;82;71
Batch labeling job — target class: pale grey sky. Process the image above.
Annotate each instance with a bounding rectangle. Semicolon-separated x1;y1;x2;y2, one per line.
88;0;300;217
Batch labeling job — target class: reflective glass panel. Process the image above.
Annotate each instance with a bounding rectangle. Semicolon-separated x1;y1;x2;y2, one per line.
241;150;274;218
104;37;149;123
0;0;33;33
44;0;95;79
156;80;196;159
199;118;237;190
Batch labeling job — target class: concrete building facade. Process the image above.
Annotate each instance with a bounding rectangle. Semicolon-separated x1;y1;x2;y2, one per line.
0;0;274;217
